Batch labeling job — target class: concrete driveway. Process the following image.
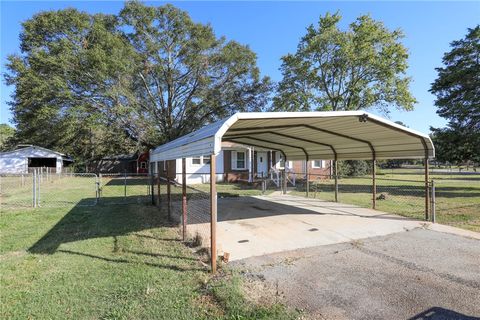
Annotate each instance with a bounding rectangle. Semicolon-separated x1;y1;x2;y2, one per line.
232;228;480;320
217;194;429;260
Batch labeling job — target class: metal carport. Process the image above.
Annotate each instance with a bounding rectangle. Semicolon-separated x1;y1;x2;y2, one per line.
150;111;435;272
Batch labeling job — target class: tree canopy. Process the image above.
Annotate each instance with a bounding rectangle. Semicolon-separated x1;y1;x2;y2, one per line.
4;1;271;163
0;124;15;151
429;26;480;164
272;12;416;114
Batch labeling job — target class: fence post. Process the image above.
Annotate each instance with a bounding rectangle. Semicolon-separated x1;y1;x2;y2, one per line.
157;162;161;207
32;170;36;208
151;173;155;205
424;157;430;221
431;180;436;223
210;154;217;273
182;158;187;241
37;169;41;207
95;174;100;204
124;171;127;200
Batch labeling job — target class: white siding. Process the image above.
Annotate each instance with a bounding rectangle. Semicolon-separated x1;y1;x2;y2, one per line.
174;151;225;184
0;146;66;174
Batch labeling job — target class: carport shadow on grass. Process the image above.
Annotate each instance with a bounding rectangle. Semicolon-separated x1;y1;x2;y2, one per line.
408;307;480;320
29;196;174;253
55;249;203;272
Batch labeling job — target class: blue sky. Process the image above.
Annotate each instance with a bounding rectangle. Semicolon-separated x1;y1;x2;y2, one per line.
1;1;479;134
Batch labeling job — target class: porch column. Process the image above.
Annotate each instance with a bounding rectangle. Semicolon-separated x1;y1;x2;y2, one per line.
334;159;338;202
210;154;217;273
283;156;288;195
425;156;430;220
166;160;171;220
372;157;377;209
248;148;252;183
305;159;309;198
182;158;187;242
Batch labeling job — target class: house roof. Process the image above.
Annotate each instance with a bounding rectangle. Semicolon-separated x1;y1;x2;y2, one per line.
150;111;434;162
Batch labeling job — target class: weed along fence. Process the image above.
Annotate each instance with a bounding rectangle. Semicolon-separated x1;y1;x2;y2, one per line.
0;171;152;209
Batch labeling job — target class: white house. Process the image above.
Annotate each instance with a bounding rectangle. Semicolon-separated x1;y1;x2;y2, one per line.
150;142;330;185
0;145;73;174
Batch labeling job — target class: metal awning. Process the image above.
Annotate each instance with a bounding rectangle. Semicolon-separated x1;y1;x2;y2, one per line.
150;111;434;161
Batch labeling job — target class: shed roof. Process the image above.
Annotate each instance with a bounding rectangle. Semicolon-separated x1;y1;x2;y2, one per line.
150;111;434;162
0;145;72;160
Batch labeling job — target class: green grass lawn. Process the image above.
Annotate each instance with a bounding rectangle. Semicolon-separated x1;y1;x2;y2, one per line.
290;169;480;232
0;203;295;320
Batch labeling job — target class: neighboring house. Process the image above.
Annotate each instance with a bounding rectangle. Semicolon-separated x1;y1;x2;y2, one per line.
89;151;149;174
0;145;73;174
150;142;330;185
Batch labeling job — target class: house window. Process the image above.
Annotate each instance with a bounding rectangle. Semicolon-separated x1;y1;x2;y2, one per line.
312;160;323;168
140;161;147;169
232;151;246;170
202;156;211;165
192;156;201;165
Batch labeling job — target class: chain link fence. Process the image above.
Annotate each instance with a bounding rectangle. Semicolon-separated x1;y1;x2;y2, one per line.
150;175;212;250
98;173;152;205
291;173;426;219
1;171;153;209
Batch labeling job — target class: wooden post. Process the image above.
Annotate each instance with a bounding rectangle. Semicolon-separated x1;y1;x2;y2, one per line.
334;159;338;202
372;158;377;209
305;159;309;198
210;154;217;273
166;161;171;220
425;157;430;220
182;158;187;242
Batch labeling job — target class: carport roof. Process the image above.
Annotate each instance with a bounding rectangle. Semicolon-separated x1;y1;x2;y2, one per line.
150;111;434;161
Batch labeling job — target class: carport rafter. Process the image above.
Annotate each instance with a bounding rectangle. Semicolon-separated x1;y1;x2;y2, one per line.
224;130;337;158
224;135;310;159
226;123;376;158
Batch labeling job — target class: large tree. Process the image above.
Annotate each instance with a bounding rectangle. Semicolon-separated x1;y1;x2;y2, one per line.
272;12;416;114
4;1;271;164
0;124;15;151
4;8;136;162
117;2;271;143
429;26;480;165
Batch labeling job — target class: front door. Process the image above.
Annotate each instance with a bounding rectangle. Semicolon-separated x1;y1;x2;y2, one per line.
256;152;268;178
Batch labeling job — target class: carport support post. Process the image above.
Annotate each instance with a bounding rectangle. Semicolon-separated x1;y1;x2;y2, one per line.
182;158;187;242
334;159;338;202
166;161;171;220
305;158;309;198
157;162;161;207
424;157;430;221
210;154;217;273
372;158;377;209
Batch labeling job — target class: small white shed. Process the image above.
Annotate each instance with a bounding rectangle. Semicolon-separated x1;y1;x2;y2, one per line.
0;145;73;174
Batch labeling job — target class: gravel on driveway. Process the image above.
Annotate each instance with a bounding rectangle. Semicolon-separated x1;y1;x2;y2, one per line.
232;228;480;320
